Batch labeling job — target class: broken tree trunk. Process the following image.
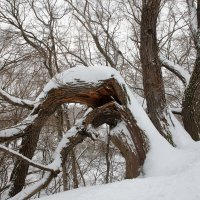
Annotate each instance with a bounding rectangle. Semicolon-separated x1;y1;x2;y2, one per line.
0;66;168;198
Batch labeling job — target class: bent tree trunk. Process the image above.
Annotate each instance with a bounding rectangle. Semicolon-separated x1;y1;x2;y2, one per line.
140;0;173;144
0;66;170;198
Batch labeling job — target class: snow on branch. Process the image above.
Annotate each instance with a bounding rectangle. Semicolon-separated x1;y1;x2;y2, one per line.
170;107;182;115
159;55;191;86
0;87;34;109
0;145;54;172
0;114;37;143
48;119;89;170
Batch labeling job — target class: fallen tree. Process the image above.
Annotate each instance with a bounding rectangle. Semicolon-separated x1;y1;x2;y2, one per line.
0;65;193;199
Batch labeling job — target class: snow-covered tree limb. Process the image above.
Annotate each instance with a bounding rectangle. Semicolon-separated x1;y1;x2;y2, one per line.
159;55;191;86
0;145;54;172
170;107;182;115
0;115;38;143
0;87;34;109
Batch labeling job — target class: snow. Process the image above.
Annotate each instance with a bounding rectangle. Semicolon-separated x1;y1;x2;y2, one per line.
36;65;123;101
159;55;191;86
0;114;38;138
39;143;200;200
167;111;194;148
170;107;182;114
0;87;34;107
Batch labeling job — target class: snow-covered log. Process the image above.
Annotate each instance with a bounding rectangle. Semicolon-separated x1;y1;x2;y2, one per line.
2;65;191;199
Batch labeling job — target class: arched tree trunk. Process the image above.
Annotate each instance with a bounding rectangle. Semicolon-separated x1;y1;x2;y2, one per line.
5;76;147;197
0;66;170;198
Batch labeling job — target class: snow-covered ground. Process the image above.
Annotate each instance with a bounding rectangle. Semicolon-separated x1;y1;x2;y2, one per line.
39;141;200;200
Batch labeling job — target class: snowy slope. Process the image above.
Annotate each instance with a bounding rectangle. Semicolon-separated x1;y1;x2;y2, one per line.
39;142;200;200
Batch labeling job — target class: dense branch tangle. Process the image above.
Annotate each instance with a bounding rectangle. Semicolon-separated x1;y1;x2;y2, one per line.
0;66;148;199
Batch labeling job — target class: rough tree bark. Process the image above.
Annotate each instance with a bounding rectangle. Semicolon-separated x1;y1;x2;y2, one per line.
182;55;200;140
8;132;40;197
8;107;55;197
71;150;79;189
140;0;173;143
182;0;200;140
111;134;140;178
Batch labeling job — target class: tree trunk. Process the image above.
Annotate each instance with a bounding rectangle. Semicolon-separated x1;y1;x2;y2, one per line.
182;0;200;140
71;150;79;189
8;99;61;197
140;0;173;143
62;160;68;191
8;128;42;197
182;52;200;140
105;131;111;183
111;134;140;179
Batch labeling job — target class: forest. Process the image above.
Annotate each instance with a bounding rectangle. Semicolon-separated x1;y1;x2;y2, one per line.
0;0;200;199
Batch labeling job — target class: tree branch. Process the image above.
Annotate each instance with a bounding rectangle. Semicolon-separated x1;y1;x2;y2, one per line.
0;145;54;172
0;87;34;109
159;55;191;86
